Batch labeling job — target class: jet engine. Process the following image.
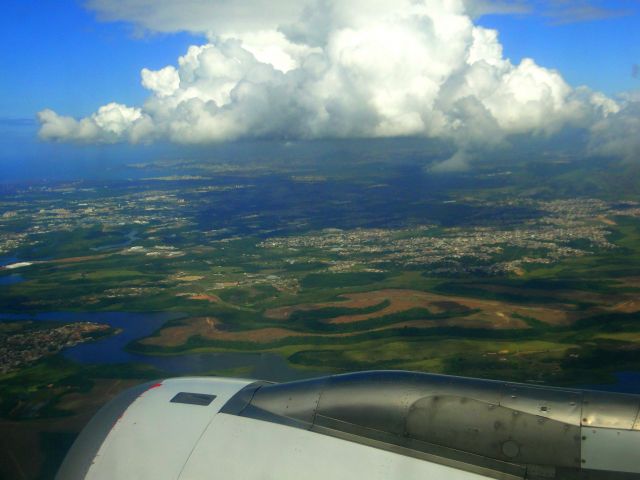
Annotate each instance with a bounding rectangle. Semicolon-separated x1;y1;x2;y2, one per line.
57;371;640;479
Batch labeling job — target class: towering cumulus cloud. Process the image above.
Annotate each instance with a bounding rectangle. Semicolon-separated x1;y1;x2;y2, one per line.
39;0;634;165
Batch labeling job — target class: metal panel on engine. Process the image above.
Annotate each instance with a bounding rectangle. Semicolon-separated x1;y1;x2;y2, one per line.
406;395;581;468
500;384;582;425
582;390;640;430
581;427;640;474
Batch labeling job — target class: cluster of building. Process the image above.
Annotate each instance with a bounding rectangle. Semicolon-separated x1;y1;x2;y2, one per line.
1;179;639;298
0;184;197;256
259;198;623;275
0;322;111;374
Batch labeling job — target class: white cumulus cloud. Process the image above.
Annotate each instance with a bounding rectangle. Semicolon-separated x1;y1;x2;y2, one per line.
589;94;640;162
141;66;180;97
38;0;637;165
39;103;146;143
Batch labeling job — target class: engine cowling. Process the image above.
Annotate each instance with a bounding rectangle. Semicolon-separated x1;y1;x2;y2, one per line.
57;371;640;480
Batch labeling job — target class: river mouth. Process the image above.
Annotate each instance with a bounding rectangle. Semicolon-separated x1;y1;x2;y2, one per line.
0;311;326;382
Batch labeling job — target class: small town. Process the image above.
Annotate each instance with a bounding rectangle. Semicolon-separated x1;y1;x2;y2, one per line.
0;322;111;374
259;198;627;275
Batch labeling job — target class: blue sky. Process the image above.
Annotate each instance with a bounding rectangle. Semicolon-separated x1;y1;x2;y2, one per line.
1;0;201;120
0;0;202;177
477;4;640;96
1;0;639;178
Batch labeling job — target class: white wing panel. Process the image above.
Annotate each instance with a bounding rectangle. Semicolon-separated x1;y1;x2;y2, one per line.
85;377;252;480
179;413;494;480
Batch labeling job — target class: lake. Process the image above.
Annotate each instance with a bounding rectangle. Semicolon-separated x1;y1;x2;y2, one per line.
0;256;25;286
0;256;19;267
0;311;326;382
1;310;639;389
0;274;23;286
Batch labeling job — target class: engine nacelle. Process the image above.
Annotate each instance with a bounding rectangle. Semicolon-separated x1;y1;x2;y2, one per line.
57;371;640;479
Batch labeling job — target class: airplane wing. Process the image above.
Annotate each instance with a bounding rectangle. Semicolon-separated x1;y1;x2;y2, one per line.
56;371;640;479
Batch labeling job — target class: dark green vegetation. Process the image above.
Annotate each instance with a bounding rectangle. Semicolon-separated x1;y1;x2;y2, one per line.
0;355;163;480
0;355;160;420
1;154;640;478
302;272;390;288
